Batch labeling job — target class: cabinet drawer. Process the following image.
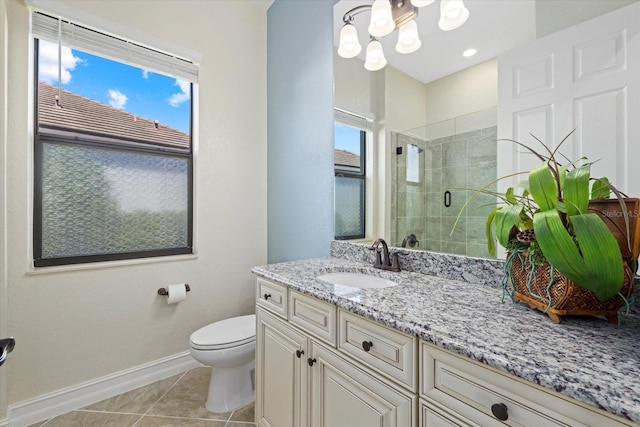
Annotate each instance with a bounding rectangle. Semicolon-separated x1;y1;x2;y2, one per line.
339;309;417;391
289;291;336;345
421;343;629;427
256;278;287;318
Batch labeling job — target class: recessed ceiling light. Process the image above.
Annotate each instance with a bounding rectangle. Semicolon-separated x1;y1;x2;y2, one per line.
463;48;477;57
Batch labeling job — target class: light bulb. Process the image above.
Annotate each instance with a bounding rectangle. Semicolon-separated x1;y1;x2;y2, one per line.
411;0;435;6
439;0;469;31
395;20;421;54
364;39;387;71
446;8;461;19
338;23;362;58
368;0;395;37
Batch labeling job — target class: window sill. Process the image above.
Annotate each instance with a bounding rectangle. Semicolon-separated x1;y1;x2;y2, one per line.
26;252;198;275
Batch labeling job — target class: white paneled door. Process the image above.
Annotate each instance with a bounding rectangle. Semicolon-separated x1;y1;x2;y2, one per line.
497;2;640;197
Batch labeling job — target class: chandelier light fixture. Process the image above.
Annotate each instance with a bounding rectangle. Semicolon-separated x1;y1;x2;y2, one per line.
338;0;470;71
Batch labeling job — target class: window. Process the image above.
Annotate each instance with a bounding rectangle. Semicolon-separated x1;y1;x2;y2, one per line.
32;12;197;266
334;110;369;239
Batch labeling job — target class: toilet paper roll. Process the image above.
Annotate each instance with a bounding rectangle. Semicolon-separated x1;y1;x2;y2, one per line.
166;284;187;304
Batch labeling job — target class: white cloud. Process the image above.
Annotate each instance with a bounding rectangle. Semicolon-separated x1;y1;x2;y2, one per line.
166;79;190;107
108;89;128;109
38;39;83;85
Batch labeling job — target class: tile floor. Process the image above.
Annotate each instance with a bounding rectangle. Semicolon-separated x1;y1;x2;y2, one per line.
28;367;256;427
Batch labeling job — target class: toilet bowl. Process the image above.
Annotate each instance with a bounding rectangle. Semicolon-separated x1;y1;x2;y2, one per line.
189;314;256;413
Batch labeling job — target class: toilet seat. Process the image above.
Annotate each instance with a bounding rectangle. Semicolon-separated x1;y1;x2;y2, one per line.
190;314;255;351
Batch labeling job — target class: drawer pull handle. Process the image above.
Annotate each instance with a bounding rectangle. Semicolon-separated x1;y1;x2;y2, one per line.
362;341;373;352
296;350;304;358
491;403;509;421
264;293;271;300
307;357;316;367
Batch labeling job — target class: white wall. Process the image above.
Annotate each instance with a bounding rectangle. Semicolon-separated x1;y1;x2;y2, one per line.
535;0;638;38
0;0;9;420
1;0;267;410
385;66;428;133
423;58;498;126
334;52;371;119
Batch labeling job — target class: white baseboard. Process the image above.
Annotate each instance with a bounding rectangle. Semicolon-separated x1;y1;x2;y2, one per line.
6;351;201;427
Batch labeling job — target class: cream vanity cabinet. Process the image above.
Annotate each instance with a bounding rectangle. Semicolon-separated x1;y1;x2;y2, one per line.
255;277;416;427
419;342;634;427
255;277;635;427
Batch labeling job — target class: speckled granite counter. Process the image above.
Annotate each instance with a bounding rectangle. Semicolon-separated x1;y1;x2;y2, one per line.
252;242;640;424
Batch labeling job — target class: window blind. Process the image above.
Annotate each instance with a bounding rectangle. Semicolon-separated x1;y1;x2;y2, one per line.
31;11;199;83
334;108;373;132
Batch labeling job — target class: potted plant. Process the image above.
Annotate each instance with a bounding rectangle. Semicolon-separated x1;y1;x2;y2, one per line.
459;132;638;323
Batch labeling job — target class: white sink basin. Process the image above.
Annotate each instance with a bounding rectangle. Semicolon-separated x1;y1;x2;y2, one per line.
316;272;397;289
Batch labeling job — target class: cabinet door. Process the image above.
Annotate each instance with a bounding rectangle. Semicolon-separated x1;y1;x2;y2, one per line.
310;341;415;427
256;307;309;427
420;399;483;427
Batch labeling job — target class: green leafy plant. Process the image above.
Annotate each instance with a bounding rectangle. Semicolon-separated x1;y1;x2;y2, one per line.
457;132;632;302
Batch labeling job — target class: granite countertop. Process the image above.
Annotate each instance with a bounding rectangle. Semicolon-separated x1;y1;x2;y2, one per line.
252;255;640;424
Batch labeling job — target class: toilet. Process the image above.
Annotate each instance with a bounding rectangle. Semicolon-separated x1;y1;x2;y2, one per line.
189;314;256;413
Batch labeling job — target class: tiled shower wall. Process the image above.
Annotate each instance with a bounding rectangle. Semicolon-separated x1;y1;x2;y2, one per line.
391;126;497;258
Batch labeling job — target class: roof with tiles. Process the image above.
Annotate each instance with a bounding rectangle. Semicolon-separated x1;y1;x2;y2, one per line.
38;82;361;166
37;82;190;148
334;148;360;168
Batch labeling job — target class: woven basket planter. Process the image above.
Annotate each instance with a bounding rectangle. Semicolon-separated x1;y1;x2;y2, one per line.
588;198;640;261
506;251;635;324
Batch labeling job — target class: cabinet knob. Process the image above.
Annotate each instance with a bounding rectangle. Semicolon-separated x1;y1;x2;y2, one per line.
307;357;316;367
296;350;304;358
264;293;271;300
362;341;373;352
491;403;509;421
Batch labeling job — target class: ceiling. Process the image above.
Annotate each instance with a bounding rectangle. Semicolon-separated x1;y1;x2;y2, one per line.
250;0;275;10
334;0;537;84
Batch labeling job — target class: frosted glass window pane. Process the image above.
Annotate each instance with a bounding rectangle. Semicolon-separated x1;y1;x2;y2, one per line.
335;176;364;238
41;142;189;259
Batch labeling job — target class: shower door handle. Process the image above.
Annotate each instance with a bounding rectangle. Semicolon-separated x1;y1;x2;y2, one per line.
444;191;451;208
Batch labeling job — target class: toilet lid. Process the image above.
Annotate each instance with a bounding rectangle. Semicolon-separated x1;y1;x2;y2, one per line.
190;314;256;350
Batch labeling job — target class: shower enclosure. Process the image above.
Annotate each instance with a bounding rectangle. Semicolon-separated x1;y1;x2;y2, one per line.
390;107;497;258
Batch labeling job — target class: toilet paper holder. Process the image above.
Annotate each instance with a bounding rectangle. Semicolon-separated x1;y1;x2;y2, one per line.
158;284;191;296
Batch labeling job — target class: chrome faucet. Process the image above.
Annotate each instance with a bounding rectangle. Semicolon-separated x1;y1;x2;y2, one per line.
369;238;407;272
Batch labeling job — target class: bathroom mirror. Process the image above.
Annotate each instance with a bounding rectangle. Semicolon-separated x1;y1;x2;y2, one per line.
333;0;637;259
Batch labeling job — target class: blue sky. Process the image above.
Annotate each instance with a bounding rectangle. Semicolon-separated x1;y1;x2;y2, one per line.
39;39;359;152
38;40;191;134
335;123;361;155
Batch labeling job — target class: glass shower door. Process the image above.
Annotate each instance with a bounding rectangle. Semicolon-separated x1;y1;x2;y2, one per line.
391;107;497;258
